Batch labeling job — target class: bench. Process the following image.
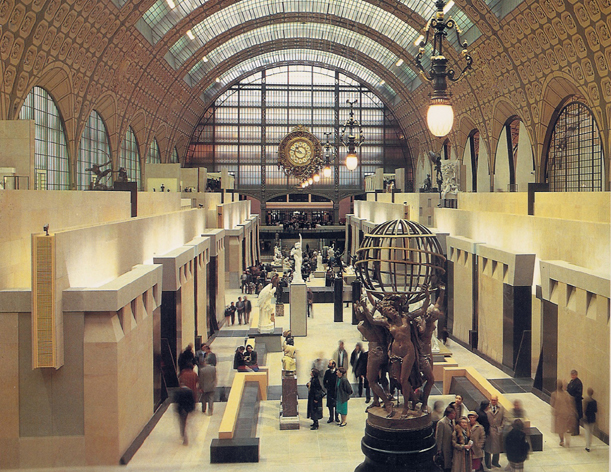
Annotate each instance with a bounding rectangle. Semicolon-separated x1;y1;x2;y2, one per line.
210;371;268;463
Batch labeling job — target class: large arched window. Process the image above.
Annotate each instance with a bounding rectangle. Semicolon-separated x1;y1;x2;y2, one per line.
171;147;179;163
468;130;480;192
19;86;70;190
147;138;161;164
77;111;111;190
505;117;520;191
119;127;141;188
186;65;410;195
546;102;604;192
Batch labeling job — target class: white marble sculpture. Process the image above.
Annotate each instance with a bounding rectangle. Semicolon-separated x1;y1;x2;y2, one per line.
291;235;304;284
327;245;335;261
440;160;459;200
316;251;323;270
273;245;283;264
258;283;276;334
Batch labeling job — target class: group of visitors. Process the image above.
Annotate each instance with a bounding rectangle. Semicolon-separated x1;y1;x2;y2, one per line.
307;361;353;429
241;262;273;294
224;296;252;326
552;370;598;451
175;343;218;445
435;395;529;472
233;344;260;372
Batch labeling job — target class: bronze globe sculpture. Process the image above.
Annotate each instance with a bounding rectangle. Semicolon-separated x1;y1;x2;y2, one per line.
354;218;446;304
354;219;447;472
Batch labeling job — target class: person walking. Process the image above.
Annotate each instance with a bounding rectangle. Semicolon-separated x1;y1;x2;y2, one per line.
203;344;217;366
436;407;456;472
225;302;237;326
198;358;217;415
468;411;486;472
335;367;353;427
244;296;252;325
236;297;245;325
323;360;339;423
176;363;198;445
583;387;597;452
504;419;530;472
307;368;324;430
567;370;583;435
551;379;577;447
451;416;473;472
485;395;505;468
332;340;348;369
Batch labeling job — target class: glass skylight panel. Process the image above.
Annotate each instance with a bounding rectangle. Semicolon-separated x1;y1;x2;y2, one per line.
166;0;424;70
200;50;400;105
485;0;525;19
187;24;421;90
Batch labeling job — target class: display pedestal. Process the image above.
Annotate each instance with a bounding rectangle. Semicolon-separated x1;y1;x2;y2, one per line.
355;407;439;472
314;270;325;278
289;282;307;336
248;327;283;352
279;373;299;430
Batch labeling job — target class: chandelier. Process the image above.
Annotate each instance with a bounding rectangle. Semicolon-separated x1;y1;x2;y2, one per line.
340;99;364;171
415;0;473;137
322;132;333;178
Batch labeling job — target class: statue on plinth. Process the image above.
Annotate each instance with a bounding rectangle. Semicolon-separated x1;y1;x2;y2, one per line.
257;283;276;334
316;251;323;270
291;234;304;284
282;344;297;374
273;245;283;264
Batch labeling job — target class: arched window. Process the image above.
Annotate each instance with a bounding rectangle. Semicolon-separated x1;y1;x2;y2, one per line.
442;139;452;160
546;102;604;192
19;86;70;190
171;147;179;163
147;138;161;163
77;111;111;190
119;127;141;188
468;130;480;192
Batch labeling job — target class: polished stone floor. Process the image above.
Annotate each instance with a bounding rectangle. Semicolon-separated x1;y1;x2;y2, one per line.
9;282;609;472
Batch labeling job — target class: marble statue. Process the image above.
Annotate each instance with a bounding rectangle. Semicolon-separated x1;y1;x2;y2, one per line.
327;245;335;261
273;245;283;264
291;235;304;284
440;161;459;200
257;283;276;334
316;251;323;270
282;344;297;373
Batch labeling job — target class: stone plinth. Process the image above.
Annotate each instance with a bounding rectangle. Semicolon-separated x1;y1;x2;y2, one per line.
280;374;299;430
289;282;307;336
248;327;283;352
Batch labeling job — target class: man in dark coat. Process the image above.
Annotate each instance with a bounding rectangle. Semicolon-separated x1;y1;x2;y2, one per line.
567;369;583;435
236;297;245;325
243;296;252;324
323;360;339;423
307;369;324;430
504;419;530;471
352;346;370;402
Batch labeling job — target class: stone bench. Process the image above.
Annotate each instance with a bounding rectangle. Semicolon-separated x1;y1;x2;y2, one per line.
210;371;268;463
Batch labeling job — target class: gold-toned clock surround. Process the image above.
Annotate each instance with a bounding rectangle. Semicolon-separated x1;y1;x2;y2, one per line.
278;125;323;179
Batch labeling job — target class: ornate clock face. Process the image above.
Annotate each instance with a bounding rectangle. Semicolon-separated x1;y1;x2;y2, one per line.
288;138;313;166
278;126;323;178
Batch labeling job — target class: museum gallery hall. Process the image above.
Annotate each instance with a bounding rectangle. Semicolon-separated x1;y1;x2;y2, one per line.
0;0;608;471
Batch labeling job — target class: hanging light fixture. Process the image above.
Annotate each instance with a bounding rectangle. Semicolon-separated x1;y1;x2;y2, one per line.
415;0;473;137
313;173;320;183
322;132;333;178
340;99;364;171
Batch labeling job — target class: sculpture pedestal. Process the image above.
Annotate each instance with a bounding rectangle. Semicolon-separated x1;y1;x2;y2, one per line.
248;327;283;352
289;282;307;336
279;373;299;430
355;407;439;472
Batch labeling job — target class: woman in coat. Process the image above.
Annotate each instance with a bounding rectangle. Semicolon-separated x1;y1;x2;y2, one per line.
451;416;473;472
307;369;324;430
335;367;353;427
468;411;486;472
551;379;577;447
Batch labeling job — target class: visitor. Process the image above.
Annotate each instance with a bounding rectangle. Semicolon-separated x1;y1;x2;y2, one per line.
451;416;472;472
244;345;259;371
583;387;597;452
323;360;339;423
551;379;577;447
335;367;353;427
468;411;486;472
567;370;583;435
198;358;217;415
504;419;530;471
307;368;324;430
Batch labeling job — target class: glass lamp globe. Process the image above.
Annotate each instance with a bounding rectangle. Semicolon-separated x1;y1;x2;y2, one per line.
313;173;320;182
323;165;332;177
346;153;358;171
308;177;313;185
427;103;454;137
